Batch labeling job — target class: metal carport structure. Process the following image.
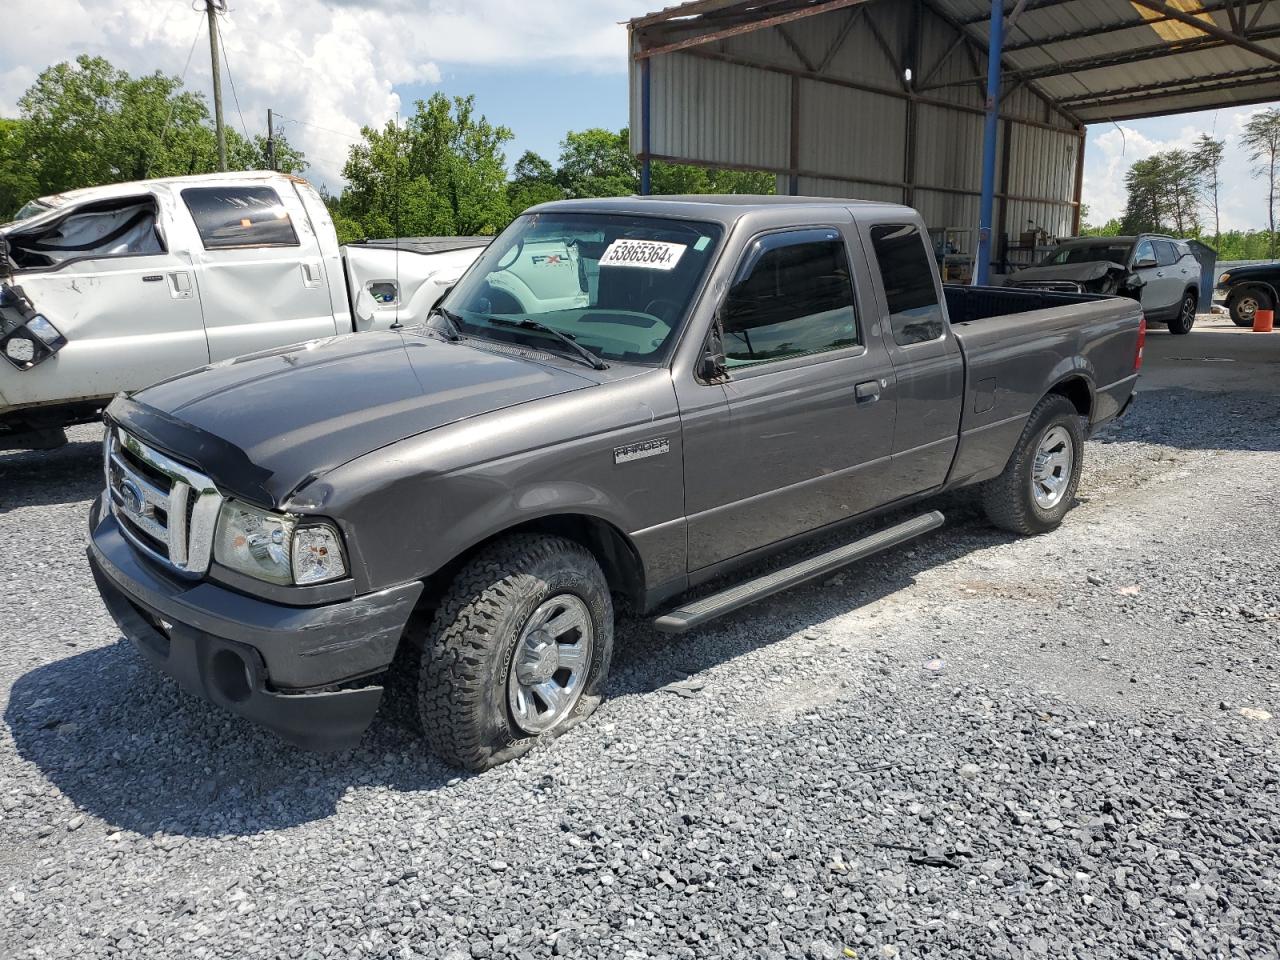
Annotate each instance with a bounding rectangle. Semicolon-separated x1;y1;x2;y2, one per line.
628;0;1280;282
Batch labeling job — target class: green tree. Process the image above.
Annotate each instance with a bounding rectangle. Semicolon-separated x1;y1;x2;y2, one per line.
1241;108;1280;257
507;150;565;216
0;119;39;219
4;55;303;217
1121;156;1167;234
338;94;513;238
557;127;638;198
1193;133;1225;244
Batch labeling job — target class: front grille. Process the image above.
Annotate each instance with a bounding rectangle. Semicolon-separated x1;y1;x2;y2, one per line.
105;427;224;577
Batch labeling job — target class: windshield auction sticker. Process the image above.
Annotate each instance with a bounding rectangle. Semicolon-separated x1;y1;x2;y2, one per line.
599;239;687;270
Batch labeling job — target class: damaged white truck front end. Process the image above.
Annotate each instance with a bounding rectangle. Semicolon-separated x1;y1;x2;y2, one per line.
1;171;487;450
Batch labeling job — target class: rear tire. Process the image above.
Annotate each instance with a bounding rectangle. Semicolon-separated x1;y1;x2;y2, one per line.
416;534;613;771
1167;291;1197;335
1230;288;1270;328
981;395;1085;535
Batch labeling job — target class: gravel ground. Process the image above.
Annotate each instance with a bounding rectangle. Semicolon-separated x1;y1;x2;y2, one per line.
1;382;1278;960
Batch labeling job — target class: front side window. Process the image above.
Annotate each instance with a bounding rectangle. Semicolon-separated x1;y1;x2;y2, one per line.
441;212;722;365
1133;239;1157;266
869;224;944;346
182;186;299;249
721;230;859;367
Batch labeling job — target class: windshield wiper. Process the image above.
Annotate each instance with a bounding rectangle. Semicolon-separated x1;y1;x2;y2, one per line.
486;317;609;370
425;306;464;342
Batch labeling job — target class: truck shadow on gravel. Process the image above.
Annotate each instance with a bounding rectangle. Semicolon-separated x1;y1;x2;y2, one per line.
0;429;105;512
6;498;1009;839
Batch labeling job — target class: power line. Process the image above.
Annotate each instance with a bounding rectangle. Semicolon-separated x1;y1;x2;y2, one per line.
148;13;206;176
274;113;366;143
216;21;252;145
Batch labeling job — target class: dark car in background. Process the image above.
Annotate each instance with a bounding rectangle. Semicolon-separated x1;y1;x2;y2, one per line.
1213;263;1280;327
1007;234;1204;335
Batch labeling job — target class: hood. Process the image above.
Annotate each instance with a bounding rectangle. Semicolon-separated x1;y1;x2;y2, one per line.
110;330;597;506
1221;262;1275;280
1010;261;1127;285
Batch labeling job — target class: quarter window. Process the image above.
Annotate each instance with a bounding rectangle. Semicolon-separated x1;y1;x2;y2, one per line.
869;224;944;346
182;186;299;249
720;231;859;367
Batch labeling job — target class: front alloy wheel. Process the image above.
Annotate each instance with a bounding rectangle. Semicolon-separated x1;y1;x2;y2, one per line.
507;595;594;735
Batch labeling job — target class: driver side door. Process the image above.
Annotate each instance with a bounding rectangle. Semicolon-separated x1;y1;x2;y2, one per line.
679;225;898;572
1131;238;1179;318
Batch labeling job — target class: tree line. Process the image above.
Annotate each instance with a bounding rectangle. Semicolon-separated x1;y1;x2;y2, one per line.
1085;109;1280;260
0;57;772;236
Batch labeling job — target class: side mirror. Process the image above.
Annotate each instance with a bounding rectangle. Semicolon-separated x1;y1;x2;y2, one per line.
1133;257;1157;270
699;317;727;381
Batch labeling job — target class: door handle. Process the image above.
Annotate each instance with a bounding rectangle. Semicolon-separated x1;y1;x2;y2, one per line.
168;271;193;300
1155;271;1165;277
855;380;881;403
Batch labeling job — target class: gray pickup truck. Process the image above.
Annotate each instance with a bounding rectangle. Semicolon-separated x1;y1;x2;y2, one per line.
88;196;1144;770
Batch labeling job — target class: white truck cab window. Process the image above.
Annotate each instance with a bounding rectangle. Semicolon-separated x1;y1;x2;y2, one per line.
182;186;299;249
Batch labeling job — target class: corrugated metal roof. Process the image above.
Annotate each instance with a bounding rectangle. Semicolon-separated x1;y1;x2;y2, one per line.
632;0;1280;123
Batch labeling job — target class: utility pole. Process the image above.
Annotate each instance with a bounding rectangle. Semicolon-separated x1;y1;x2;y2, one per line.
266;108;276;171
206;0;227;171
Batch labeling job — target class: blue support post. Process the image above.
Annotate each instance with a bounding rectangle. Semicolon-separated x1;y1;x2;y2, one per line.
640;58;652;196
974;0;1004;286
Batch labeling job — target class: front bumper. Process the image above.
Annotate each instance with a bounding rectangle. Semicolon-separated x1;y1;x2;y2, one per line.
88;498;423;751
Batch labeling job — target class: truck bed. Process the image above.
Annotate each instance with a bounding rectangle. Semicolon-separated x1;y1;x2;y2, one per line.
942;284;1144;487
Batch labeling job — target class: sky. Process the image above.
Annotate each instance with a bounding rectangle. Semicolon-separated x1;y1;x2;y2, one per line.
2;0;1276;232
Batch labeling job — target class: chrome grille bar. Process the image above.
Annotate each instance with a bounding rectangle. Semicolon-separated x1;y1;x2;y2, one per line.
106;427;223;577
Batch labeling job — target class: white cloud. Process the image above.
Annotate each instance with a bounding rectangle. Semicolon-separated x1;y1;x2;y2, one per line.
0;0;644;189
1083;110;1278;233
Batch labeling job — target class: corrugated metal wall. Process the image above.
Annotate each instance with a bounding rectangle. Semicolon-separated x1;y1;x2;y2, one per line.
631;0;1084;249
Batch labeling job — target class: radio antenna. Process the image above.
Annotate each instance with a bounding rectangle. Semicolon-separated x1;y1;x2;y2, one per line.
390;111;403;331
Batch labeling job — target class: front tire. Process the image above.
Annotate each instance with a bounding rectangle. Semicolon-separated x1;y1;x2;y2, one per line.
1230;288;1270;328
416;534;613;771
1167;290;1197;335
981;395;1085;535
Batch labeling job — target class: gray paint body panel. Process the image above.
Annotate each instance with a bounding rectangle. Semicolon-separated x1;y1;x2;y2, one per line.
95;196;1142;668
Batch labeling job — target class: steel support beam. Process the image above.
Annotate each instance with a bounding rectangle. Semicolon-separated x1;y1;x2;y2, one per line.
635;0;872;59
1129;0;1280;67
641;57;652;195
975;0;1004;286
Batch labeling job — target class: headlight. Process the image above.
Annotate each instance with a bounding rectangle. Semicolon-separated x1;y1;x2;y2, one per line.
213;501;347;586
1218;273;1230;285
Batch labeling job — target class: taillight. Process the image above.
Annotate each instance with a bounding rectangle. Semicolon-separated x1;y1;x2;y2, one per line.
1135;315;1147;372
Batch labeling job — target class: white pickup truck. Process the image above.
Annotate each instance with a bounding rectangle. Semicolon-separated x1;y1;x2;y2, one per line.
0;171;488;449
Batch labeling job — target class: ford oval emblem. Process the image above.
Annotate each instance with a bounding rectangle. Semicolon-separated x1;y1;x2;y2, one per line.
120;478;145;516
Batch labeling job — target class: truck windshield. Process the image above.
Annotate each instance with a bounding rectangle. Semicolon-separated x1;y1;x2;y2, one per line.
438;212;722;365
1040;241;1133;266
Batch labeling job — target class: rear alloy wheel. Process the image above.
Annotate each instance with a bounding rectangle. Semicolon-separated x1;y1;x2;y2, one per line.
981;394;1085;535
1167;291;1197;335
1230;289;1269;328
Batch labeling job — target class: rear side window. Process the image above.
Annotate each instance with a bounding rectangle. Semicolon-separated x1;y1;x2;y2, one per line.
721;230;859;367
182;186;299;249
1155;240;1179;267
869;224;944;346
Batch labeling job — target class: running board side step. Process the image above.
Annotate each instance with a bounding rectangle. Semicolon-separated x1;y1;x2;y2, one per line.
652;511;945;635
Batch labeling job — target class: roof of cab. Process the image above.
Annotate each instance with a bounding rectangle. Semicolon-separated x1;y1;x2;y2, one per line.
29;170;300;209
527;194;919;226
